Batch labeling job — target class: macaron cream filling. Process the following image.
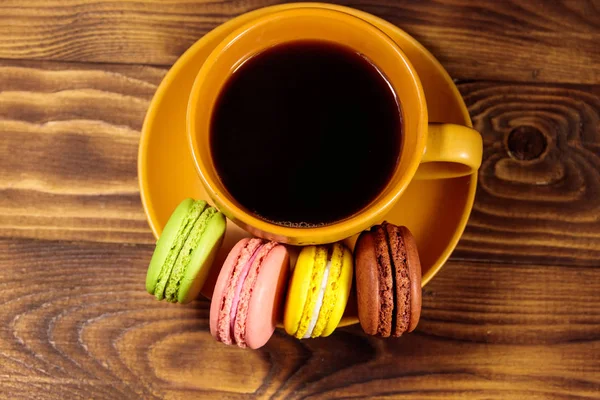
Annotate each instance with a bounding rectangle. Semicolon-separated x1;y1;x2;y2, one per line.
295;246;328;338
215;239;280;347
153;200;208;300
311;243;345;337
384;223;411;335
229;242;265;332
232;241;278;347
302;260;331;338
163;206;217;302
294;243;345;338
216;239;263;345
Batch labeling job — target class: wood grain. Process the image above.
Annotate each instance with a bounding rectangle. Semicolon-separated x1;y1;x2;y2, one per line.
0;59;164;244
456;81;600;266
2;59;600;268
0;0;598;84
2;1;599;398
0;238;598;399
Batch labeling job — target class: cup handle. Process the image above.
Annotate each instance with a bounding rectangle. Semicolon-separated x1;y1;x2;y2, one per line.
414;123;483;180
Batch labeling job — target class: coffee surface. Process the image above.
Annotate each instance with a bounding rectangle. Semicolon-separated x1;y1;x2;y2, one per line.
210;40;402;227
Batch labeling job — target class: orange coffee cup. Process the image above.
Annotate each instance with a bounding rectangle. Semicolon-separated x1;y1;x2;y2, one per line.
187;7;482;245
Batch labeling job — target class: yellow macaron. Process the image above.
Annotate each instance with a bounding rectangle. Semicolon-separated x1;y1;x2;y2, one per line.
284;242;353;338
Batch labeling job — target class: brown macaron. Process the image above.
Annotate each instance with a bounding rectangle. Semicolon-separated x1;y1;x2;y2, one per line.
354;222;422;337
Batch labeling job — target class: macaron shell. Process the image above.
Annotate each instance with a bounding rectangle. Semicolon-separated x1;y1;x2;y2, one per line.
164;206;216;302
209;238;250;340
384;223;411;336
145;198;194;294
311;248;340;338
372;225;396;337
152;200;210;300
232;241;277;347
177;212;227;304
295;246;328;338
283;246;315;336
245;245;289;349
400;226;422;332
321;245;353;337
354;231;382;336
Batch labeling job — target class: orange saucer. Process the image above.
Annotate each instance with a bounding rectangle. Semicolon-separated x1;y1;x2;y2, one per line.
138;3;476;326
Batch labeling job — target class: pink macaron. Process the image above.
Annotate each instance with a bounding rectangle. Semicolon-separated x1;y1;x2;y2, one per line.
210;238;289;349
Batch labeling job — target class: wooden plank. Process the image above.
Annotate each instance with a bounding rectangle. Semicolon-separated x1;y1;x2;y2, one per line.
0;0;598;84
1;59;600;266
456;81;600;266
0;59;165;244
0;238;597;398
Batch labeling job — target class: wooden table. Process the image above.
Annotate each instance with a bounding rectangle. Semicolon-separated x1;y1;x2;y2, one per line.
1;1;599;398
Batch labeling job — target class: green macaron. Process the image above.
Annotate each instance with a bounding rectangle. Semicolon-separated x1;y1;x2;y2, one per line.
146;198;227;304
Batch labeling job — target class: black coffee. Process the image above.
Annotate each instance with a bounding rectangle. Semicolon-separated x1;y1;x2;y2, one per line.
210;41;402;227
